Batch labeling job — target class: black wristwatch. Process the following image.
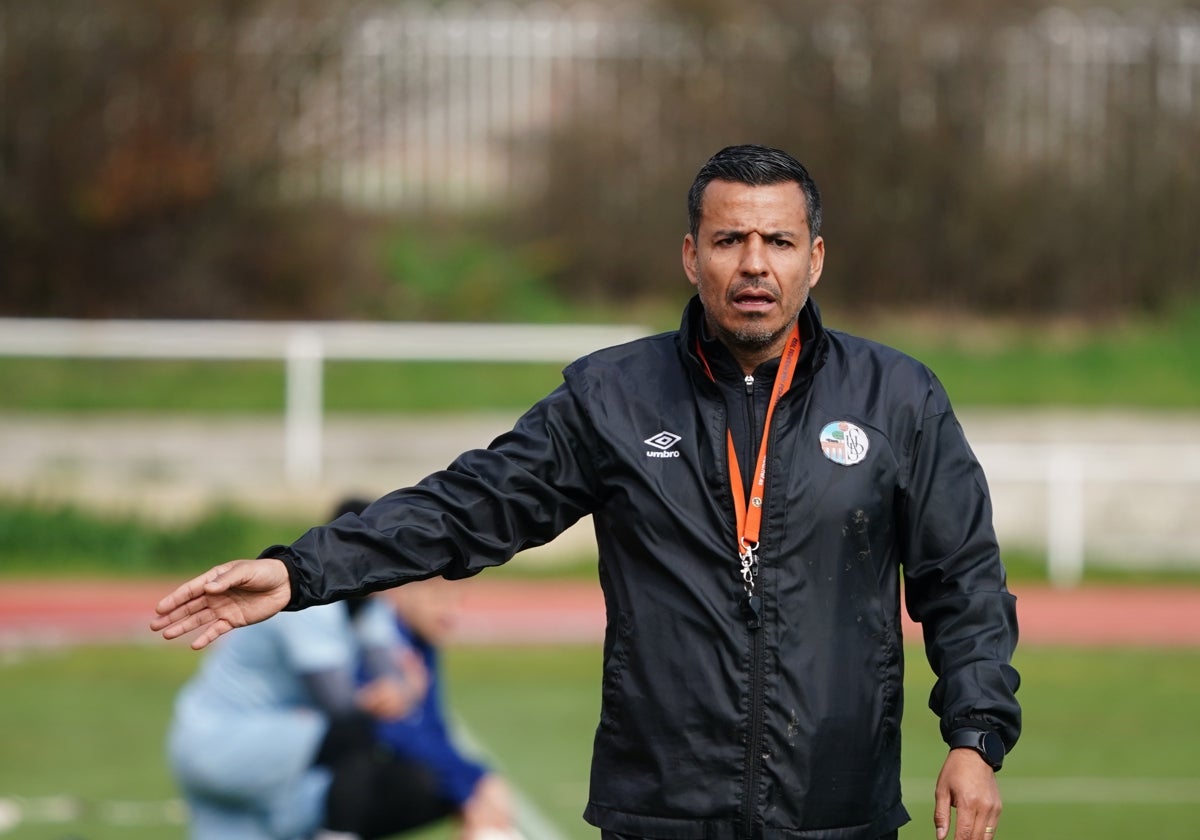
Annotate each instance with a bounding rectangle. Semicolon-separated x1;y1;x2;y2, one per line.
949;728;1005;772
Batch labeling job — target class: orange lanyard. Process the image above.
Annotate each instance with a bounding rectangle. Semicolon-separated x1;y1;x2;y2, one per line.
696;323;802;592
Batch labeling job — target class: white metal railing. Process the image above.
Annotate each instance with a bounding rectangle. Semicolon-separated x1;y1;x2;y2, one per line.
0;317;650;483
975;443;1200;588
2;318;1199;584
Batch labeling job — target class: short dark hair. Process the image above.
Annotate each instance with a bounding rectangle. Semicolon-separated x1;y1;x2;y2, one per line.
687;145;822;242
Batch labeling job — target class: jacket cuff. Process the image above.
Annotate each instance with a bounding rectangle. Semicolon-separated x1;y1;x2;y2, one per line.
257;544;306;611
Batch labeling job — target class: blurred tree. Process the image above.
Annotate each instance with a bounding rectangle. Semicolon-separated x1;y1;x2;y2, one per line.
0;0;382;318
1;0;1195;321
516;0;1199;319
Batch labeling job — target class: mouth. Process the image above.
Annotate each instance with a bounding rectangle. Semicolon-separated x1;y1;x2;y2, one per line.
730;287;778;312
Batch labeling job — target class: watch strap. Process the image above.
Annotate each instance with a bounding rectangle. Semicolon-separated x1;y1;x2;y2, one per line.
949;728;1004;771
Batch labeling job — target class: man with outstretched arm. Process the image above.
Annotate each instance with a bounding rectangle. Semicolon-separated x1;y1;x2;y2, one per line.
154;144;1020;840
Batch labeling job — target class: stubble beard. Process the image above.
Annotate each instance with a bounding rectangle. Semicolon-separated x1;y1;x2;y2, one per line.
710;289;808;358
725;317;780;351
693;262;808;361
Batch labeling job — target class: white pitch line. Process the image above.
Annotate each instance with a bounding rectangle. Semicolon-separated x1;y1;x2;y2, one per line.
0;722;571;840
0;795;184;832
7;776;1196;835
450;716;572;840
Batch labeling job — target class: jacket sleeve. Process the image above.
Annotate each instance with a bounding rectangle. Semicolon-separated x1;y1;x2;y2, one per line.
274;384;603;608
898;386;1021;754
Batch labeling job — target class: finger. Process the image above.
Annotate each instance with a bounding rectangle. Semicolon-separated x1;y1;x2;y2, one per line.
154;564;235;615
933;787;950;840
158;607;216;641
191;618;232;650
158;612;208;640
953;810;978;840
154;581;208;616
958;793;1004;840
150;602;201;632
202;562;244;594
151;595;217;633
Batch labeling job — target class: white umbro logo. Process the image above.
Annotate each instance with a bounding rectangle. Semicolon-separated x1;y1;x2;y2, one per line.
644;431;682;458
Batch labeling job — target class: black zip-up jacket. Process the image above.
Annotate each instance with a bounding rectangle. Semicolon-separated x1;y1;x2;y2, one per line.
272;296;1021;839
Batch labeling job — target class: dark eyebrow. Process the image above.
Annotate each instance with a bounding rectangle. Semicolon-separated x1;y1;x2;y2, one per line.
711;228;800;240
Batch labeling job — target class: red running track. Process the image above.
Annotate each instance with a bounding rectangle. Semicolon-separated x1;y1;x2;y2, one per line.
1;577;1197;649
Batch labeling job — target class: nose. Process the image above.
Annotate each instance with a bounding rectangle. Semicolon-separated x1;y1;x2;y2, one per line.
739;234;768;277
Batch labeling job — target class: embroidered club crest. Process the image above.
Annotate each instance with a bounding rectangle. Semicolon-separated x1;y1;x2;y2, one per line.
819;421;870;466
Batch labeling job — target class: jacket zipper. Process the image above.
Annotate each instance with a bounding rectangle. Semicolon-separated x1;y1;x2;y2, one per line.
740;373;764;840
742;623;765;839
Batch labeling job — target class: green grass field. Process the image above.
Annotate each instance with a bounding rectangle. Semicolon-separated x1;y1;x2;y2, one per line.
1;642;1197;840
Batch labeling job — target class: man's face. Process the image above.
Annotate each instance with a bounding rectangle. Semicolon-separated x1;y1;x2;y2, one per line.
683;180;824;368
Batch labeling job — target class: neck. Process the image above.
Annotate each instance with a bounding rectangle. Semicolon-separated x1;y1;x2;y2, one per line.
728;345;778;377
708;320;798;377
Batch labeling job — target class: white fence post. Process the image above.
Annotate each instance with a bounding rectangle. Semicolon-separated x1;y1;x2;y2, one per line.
1046;448;1086;588
284;329;325;484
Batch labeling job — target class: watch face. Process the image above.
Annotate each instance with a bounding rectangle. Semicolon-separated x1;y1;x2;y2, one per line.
981;731;1005;767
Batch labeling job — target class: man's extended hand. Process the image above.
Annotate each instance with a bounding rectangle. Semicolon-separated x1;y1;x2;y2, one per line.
149;558;292;650
933;748;1002;840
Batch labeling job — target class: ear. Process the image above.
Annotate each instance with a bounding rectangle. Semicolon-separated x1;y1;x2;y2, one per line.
807;236;825;289
682;234;700;288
